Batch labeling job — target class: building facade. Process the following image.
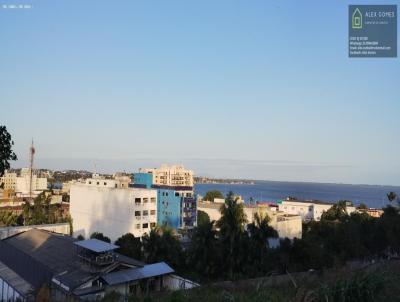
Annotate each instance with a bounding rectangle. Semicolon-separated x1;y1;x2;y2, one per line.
139;165;194;187
70;184;157;241
133;165;197;229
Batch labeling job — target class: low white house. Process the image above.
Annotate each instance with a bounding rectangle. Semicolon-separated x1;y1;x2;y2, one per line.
278;199;356;221
70;184;157;241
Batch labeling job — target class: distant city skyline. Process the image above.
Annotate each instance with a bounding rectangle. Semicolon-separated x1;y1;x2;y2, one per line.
1;0;399;186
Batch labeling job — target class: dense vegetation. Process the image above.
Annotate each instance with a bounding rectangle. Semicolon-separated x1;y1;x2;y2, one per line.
203;190;224;202
0;125;17;184
0;192;70;227
101;261;400;302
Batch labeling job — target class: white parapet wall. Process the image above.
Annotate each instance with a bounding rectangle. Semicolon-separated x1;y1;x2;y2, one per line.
0;222;70;240
163;274;200;290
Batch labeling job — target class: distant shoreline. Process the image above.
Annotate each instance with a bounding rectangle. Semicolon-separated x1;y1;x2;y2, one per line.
194;177;255;185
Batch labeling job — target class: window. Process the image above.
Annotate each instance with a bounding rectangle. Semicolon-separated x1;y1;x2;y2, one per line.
166;192;169;196
150;210;156;215
151;197;156;203
135;224;141;229
143;198;148;203
89;181;92;184
135;211;141;217
150;222;156;228
187;193;192;197
104;182;107;186
97;182;100;185
143;223;148;229
143;210;148;216
175;192;179;197
135;198;141;204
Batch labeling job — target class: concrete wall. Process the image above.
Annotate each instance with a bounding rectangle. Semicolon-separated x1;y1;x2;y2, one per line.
163;274;199;290
272;216;302;239
197;202;221;222
0;223;70;240
70;185;157;241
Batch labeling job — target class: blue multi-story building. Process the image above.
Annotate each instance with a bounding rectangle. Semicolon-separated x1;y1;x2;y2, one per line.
131;172;197;229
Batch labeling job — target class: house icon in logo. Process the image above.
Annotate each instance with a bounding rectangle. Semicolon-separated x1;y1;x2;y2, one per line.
352;8;362;29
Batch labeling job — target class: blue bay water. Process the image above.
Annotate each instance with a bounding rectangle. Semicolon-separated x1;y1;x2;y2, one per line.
194;181;400;209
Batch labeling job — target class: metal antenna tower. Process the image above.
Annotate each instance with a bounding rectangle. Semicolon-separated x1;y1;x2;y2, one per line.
29;139;35;201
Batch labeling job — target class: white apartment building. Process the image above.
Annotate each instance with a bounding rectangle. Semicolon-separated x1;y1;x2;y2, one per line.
84;173;130;189
139;165;193;187
278;200;356;221
70;184;157;241
1;169;47;197
198;201;302;239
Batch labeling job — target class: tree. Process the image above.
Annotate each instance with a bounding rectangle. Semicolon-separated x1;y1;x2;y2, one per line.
217;191;247;278
90;232;111;243
77;234;85;241
142;226;183;269
387;192;398;207
36;283;51;302
115;233;143;260
0;126;17;186
245;213;278;276
197;210;210;226
249;196;255;205
387;192;397;202
321;200;350;221
187;220;220;278
0;211;21;226
203;190;224;202
247;213;278;247
357;203;368;210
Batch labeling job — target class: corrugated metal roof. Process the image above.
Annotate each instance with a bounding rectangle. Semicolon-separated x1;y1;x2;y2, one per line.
102;262;174;285
74;239;119;253
0;259;35;298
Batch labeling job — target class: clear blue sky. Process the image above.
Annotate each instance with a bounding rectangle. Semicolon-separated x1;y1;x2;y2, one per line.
1;0;399;185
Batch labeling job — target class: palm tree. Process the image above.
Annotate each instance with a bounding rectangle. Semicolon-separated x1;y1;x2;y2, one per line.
246;213;278;274
387;192;398;206
142;226;163;263
187;220;219;277
321;200;349;221
115;233;143;260
142;226;183;269
248;213;278;247
216;191;247;279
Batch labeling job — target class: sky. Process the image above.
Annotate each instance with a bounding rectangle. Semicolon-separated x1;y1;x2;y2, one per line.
0;0;399;185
